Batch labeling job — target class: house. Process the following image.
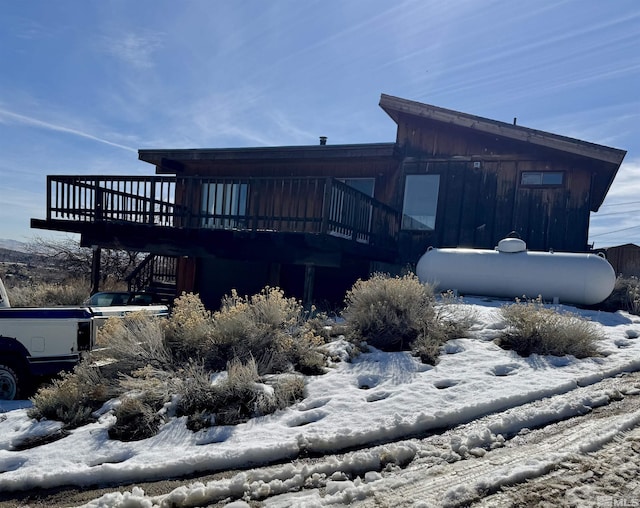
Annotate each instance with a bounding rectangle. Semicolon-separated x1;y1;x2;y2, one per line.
31;94;627;308
601;244;640;278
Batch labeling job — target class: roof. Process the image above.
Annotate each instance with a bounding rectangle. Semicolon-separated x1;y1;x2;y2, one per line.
606;243;640;251
379;94;627;166
379;94;627;211
139;143;397;172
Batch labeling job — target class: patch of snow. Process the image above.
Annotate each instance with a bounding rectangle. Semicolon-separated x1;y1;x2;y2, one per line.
2;299;640;507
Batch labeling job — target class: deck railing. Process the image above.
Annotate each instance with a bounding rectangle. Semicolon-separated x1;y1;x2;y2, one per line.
45;175;400;248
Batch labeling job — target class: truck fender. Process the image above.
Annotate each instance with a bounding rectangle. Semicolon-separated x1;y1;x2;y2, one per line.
0;336;30;400
0;335;31;359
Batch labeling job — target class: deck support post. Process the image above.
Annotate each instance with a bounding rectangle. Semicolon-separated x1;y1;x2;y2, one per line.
268;263;281;287
303;264;315;310
91;246;101;295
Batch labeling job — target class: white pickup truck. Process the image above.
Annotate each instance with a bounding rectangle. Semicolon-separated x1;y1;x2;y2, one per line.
0;278;168;400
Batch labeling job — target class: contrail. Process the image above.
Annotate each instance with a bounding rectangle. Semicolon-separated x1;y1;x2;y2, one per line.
0;107;137;153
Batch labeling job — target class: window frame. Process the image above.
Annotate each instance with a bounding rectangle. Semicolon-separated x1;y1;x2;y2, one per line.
519;171;564;187
401;173;441;231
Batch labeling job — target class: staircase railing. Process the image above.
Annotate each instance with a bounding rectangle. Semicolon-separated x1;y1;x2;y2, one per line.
126;254;177;295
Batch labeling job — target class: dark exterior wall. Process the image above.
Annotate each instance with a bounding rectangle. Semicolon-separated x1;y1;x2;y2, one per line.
193;257;369;310
604;245;640;277
393;116;596;263
175;157;402;209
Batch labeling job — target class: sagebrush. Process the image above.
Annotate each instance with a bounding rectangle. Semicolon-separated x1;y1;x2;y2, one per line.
95;311;173;375
175;358;305;431
28;362;113;428
30;288;318;440
208;287;327;374
108;397;162;442
597;275;640;315
343;273;470;364
498;299;601;358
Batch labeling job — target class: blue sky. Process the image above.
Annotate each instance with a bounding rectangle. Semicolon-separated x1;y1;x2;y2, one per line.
0;0;638;248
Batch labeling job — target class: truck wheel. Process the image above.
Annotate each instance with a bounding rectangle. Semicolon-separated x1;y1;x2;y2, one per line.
0;364;20;400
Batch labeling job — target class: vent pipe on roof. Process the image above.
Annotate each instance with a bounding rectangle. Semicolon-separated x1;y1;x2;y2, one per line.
513;117;517;125
319;136;327;145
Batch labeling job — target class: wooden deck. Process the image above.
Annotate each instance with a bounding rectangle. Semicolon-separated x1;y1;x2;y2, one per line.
31;175;400;265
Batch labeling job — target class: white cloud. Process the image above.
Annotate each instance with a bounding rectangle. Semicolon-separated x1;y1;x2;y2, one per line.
590;157;640;247
101;31;164;70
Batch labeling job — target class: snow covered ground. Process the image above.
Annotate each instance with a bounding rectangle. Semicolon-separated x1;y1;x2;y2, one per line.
2;298;640;507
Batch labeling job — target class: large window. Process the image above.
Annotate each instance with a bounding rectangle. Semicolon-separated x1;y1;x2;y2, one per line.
201;182;248;229
402;174;440;230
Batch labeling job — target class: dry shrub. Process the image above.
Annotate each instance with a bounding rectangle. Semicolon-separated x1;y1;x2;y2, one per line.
413;295;476;363
343;273;435;350
117;365;174;411
8;278;90;307
343;274;472;364
28;362;111;428
176;358;305;431
498;299;601;358
96;311;173;375
597;276;640;315
163;292;214;362
28;289;317;434
209;287;327;374
174;362;219;431
108;397;162;441
263;374;305;414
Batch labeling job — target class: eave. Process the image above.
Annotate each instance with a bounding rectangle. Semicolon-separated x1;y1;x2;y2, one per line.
139;143;398;174
379;94;627;166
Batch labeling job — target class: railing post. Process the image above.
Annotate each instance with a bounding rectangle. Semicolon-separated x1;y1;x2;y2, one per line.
46;176;53;221
148;178;156;225
321;177;333;234
95;182;103;222
91;246;101;295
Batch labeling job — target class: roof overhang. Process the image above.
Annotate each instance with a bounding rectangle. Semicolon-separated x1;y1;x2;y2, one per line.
379;94;626;166
379;94;627;211
139;143;397;173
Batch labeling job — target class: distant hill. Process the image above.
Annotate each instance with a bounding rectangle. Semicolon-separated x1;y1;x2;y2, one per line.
0;247;33;264
0;244;66;285
0;239;28;252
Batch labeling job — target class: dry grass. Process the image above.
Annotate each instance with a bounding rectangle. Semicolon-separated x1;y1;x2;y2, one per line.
7;278;90;307
498;299;602;358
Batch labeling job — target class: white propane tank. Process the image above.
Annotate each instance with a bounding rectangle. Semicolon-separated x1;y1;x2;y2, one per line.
416;238;616;305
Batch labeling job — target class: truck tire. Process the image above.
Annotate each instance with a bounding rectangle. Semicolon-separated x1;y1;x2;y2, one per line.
0;363;20;400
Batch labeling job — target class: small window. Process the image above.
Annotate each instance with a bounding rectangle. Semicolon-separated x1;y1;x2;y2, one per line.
520;171;563;186
402;174;440;230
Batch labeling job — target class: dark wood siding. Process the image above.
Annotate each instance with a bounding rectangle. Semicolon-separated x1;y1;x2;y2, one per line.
391;114;596;263
604;245;640;277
